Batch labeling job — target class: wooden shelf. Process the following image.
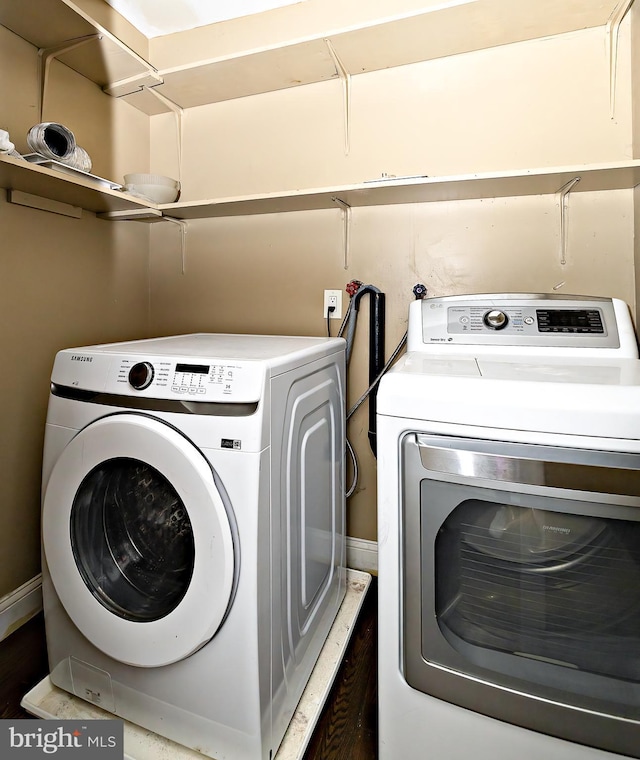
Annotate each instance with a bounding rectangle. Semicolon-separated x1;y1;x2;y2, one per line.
159;161;640;219
0;0;161;107
3;154;639;223
0;0;621;113
150;0;619;108
0;154;160;219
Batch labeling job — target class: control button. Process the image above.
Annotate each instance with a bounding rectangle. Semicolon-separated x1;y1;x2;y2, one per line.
128;362;154;390
524;316;534;325
483;310;509;330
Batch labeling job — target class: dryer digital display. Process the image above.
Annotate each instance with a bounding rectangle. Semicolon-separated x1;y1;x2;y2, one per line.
536;309;604;333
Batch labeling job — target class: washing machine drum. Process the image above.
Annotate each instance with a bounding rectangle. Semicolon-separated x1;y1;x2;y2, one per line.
43;413;237;668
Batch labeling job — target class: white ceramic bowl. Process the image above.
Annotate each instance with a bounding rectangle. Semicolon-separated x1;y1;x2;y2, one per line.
123;173;180;203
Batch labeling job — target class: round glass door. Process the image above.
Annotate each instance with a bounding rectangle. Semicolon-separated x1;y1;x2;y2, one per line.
43;413;237;668
71;458;195;623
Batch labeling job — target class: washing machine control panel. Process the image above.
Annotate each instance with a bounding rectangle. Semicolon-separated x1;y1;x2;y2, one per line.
417;295;621;349
113;357;261;401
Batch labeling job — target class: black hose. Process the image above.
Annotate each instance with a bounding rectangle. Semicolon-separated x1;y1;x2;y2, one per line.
351;285;385;456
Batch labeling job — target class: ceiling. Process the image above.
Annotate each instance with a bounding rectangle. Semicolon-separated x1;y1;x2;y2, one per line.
102;0;305;38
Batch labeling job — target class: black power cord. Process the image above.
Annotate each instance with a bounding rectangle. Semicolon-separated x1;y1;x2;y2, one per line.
326;305;336;337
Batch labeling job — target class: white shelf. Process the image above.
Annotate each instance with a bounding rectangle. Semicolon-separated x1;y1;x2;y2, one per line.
148;0;619;108
0;154;160;219
4;154;639;222
5;156;640;221
0;0;621;112
0;0;161;107
159;161;640;219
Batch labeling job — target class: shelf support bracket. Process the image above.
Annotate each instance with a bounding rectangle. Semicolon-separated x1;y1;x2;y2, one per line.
606;0;636;119
556;176;580;266
143;87;185;183
38;35;101;122
332;196;352;270
161;216;189;274
324;39;351;156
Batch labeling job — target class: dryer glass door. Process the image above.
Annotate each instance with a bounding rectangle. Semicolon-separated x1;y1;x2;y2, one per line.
43;413;237;668
402;432;640;758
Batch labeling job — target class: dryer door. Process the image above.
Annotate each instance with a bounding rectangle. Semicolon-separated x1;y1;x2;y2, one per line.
42;413;237;668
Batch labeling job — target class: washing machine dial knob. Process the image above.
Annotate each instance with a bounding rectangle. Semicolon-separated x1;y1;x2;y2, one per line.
128;361;155;390
483;310;509;330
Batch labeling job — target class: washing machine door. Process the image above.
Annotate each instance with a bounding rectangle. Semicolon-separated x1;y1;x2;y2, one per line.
42;413;237;668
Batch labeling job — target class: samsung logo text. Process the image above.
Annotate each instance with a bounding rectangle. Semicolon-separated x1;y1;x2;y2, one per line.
543;525;570;534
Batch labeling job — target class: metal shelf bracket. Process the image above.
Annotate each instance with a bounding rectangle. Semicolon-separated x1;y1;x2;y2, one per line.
606;0;636;119
332;196;352;270
143;87;185;184
161;216;189;274
324;39;352;156
38;35;101;122
556;176;580;266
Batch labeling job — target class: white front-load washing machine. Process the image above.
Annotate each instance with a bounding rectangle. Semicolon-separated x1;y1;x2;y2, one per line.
41;333;346;760
377;294;640;760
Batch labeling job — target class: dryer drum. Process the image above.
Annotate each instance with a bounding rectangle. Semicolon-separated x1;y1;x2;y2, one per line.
70;457;195;623
462;503;607;567
436;501;640;680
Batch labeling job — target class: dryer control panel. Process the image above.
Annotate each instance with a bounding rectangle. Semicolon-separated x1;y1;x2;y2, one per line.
406;294;637;357
445;304;607;337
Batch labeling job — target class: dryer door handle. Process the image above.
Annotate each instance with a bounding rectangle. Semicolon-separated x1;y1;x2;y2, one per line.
415;434;640;498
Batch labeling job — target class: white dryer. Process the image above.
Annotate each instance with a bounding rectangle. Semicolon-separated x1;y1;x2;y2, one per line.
41;333;346;760
377;294;640;760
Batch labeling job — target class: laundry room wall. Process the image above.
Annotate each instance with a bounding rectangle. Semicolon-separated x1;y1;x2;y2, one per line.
0;24;150;599
632;9;640;318
2;3;639;601
146;18;636;541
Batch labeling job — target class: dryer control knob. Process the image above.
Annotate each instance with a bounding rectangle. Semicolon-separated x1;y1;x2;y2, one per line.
128;361;155;390
483;310;509;330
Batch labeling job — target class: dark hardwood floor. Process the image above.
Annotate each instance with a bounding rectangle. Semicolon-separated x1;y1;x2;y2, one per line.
0;613;48;721
303;577;378;760
0;578;377;759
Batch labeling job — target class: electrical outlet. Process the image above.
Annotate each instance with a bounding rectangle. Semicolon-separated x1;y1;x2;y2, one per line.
323;289;342;319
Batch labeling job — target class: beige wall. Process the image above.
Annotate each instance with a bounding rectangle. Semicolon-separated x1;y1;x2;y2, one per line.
2;6;638;595
633;8;640;323
148;24;636;540
0;25;150;597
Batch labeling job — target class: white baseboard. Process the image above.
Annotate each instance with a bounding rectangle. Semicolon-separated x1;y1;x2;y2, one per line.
0;574;43;642
346;537;378;575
